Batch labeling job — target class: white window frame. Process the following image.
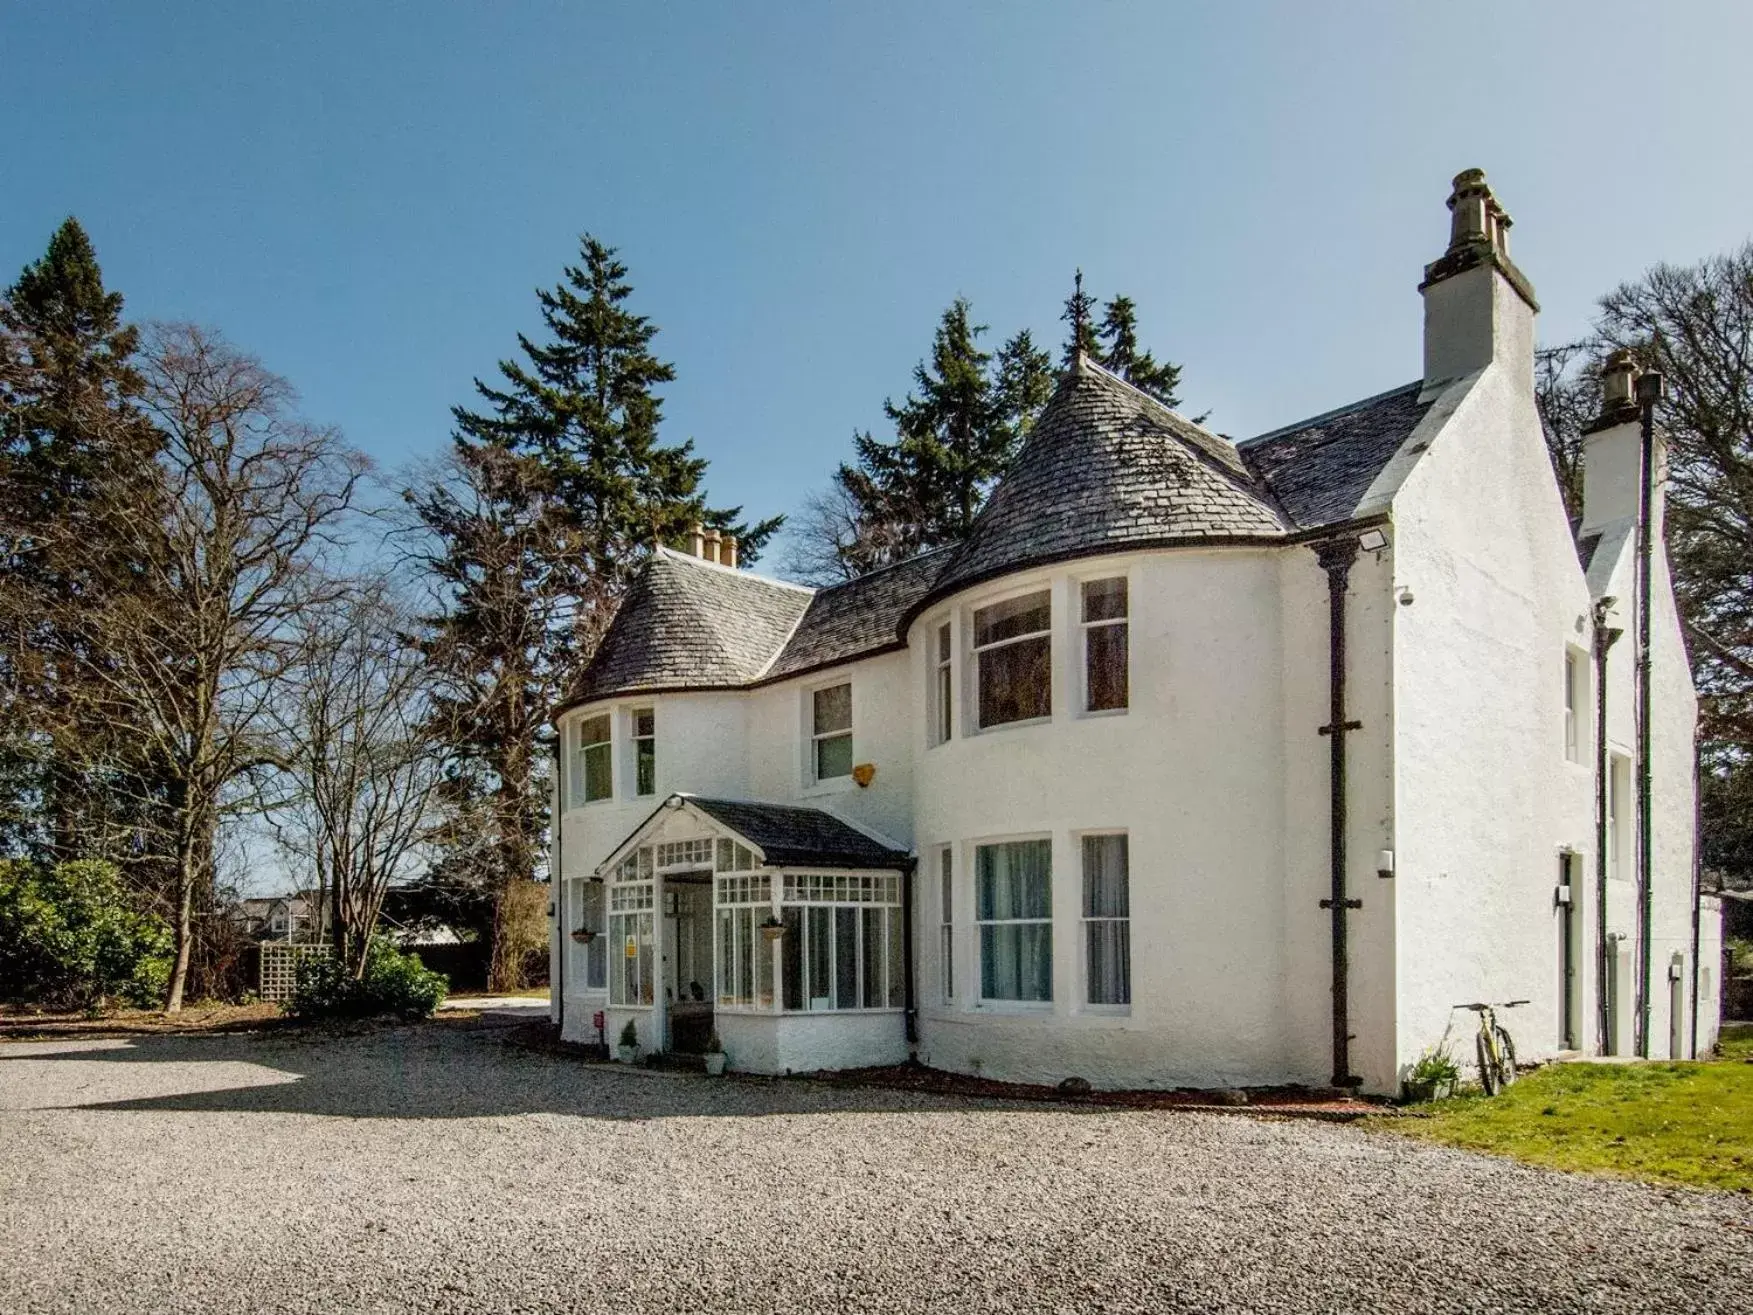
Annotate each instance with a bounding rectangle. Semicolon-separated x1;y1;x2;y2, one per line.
938;846;955;1004
807;680;854;786
973;834;1054;1009
630;706;656;797
1079;830;1130;1013
775;871;904;1014
574;712;614;806
969;585;1053;734
1079;575;1130;716
930;620;954;747
1563;648;1585;763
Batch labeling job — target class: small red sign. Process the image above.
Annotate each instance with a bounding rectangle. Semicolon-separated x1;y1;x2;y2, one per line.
592;1011;605;1031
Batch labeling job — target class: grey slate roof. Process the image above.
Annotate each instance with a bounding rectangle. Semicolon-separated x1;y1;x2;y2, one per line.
1238;382;1434;531
563;367;1446;713
570;549;812;702
764;549;950;680
685;796;910;869
912;361;1289;613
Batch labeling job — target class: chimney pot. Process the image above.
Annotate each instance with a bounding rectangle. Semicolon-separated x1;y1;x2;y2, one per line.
1601;350;1639;412
703;527;722;564
688;522;706;558
723;535;739;569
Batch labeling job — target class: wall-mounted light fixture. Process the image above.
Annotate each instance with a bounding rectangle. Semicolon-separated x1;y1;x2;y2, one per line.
1358;529;1387;552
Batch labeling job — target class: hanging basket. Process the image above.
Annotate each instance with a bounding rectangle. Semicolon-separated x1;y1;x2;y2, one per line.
569;927;598;945
759;920;786;942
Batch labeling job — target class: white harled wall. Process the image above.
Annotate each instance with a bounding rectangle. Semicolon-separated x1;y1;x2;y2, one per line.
909;547;1347;1090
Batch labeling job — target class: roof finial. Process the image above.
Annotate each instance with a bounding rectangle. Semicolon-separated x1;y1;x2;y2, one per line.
1063;267;1096;371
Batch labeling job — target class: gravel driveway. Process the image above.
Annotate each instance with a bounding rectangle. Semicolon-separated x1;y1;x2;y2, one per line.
2;1021;1749;1314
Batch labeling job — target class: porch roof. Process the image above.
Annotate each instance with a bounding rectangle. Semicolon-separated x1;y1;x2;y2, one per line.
684;796;911;870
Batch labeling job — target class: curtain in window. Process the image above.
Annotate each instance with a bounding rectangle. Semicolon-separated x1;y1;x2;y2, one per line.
977;839;1052;1001
1082;834;1130;1006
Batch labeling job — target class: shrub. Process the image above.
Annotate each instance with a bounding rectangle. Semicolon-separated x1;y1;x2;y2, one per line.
0;859;173;1009
284;937;448;1022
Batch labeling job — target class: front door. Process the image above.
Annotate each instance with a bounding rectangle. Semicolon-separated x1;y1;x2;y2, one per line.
662;872;714;1053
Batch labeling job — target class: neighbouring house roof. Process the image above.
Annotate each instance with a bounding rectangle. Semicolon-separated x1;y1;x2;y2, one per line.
682;796;910;869
1237;382;1435;531
908;360;1290;618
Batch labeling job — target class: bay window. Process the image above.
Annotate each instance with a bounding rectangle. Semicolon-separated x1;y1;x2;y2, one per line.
976;839;1052;1002
973;591;1052;729
608;877;655;1006
1081;578;1129;712
715;873;774;1008
811;683;853;781
777;872;903;1011
1082;833;1130;1007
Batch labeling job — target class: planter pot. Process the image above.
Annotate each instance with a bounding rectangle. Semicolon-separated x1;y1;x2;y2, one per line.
569;929;597;945
759;924;785;942
1403;1078;1456;1104
616;1045;638;1064
703;1052;726;1076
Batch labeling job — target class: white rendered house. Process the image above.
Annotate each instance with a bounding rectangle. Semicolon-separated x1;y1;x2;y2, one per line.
548;170;1722;1095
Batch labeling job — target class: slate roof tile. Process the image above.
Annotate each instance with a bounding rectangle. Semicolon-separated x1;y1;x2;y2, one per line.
570;550;812;702
685;796;909;869
765;550;949;680
1239;382;1433;530
912;362;1289;613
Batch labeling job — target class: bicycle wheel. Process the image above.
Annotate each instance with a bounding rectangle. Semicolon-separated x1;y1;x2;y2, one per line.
1476;1031;1500;1096
1493;1026;1518;1087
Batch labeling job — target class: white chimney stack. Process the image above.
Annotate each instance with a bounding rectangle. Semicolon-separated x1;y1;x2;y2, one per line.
1419;169;1538;400
1579;349;1663;538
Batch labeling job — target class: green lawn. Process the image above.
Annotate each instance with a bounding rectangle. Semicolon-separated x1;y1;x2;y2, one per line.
1375;1024;1753;1191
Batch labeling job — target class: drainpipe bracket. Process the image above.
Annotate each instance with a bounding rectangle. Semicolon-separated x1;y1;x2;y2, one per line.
1318;720;1363;736
1319;898;1363;910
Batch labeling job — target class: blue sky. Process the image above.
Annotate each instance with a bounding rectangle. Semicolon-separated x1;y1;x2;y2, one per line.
6;2;1752;567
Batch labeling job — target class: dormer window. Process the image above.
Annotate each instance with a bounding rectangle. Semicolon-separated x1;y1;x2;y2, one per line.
811;683;853;781
973;591;1051;729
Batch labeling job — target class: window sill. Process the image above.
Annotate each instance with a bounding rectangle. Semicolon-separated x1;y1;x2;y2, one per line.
973;1000;1054;1014
970;715;1053;737
1076;706;1130;721
800;775;856;798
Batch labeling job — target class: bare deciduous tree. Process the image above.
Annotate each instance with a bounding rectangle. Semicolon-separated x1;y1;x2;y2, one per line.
68;324;366;1010
272;577;444;977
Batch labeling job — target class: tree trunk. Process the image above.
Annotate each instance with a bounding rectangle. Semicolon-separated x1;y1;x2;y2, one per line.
164;846;196;1013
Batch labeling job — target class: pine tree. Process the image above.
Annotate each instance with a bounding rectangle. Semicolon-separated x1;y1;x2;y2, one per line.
1096;295;1183;408
1057;273;1187;409
416;234;778;989
0;219;165;865
823;299;1054;578
454;236;777;648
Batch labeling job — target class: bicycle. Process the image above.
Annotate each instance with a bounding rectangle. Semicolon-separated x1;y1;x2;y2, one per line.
1454;1000;1527;1095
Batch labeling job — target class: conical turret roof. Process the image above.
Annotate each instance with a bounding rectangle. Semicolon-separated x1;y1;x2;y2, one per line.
908;359;1287;617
